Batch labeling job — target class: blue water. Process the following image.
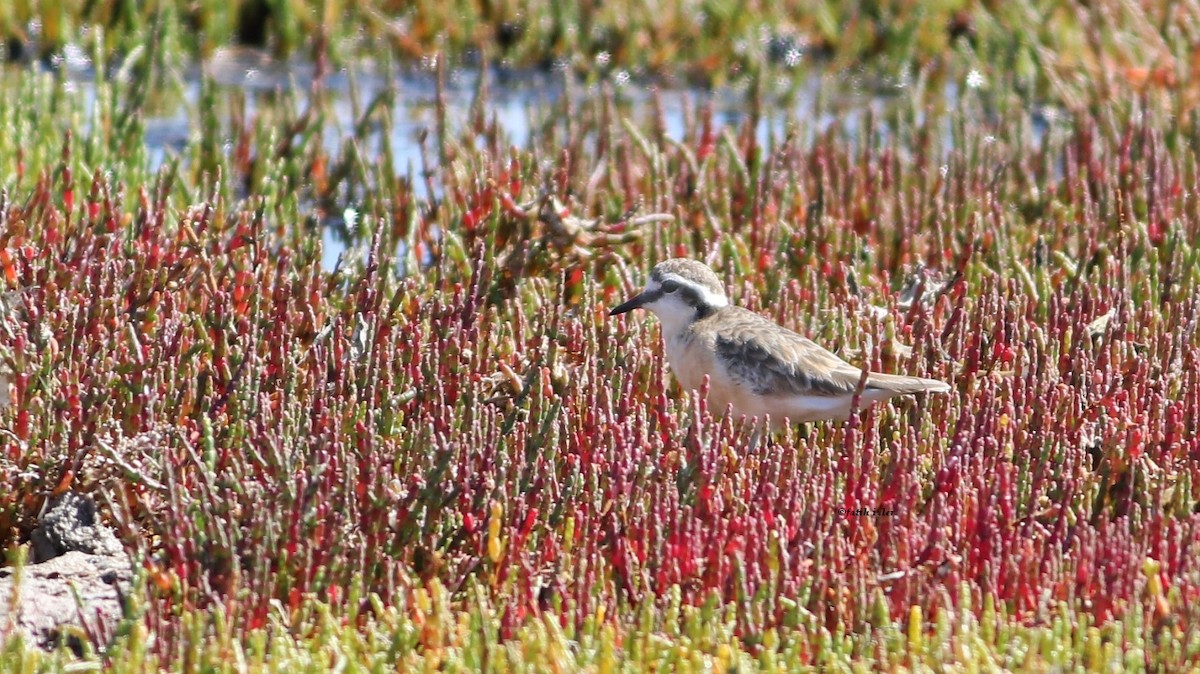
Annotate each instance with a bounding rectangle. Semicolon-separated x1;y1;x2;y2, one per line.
48;48;1063;271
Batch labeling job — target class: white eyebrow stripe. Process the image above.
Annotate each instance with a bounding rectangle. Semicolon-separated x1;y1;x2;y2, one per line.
657;273;729;308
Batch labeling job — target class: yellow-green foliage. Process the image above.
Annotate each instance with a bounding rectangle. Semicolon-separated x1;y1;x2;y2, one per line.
3;580;1193;672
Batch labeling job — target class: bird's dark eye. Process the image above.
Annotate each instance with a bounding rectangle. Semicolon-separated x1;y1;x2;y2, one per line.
661;280;680;293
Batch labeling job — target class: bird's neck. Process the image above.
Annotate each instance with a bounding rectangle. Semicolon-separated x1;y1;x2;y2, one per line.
655;302;719;339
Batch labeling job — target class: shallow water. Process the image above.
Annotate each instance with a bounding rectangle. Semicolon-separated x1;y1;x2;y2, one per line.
22;48;1061;270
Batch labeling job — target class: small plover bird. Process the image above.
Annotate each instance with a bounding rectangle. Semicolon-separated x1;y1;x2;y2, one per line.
610;258;951;426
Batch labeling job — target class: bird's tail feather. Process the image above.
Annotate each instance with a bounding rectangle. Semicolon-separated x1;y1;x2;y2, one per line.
865;373;951;394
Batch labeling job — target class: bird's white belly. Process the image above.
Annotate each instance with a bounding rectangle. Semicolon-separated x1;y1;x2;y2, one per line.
743;395;850;425
748;388;900;426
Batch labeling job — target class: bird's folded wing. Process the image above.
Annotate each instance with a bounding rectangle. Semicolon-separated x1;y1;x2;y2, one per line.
710;308;865;397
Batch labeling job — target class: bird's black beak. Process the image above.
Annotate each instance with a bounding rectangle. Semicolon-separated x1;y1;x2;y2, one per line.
609;292;648;316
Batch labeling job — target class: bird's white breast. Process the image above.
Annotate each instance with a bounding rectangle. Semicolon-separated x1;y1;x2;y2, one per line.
663;331;707;392
662;330;753;418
